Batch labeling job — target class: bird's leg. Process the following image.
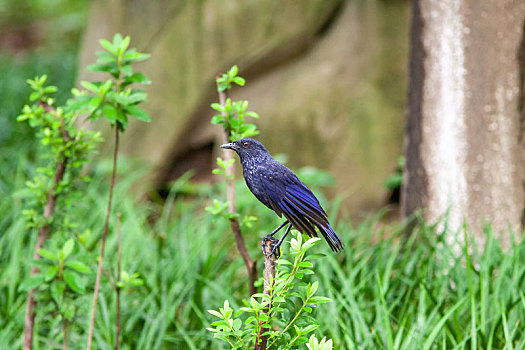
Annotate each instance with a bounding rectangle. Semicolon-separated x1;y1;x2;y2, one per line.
261;220;289;255
269;220;289;237
269;223;293;258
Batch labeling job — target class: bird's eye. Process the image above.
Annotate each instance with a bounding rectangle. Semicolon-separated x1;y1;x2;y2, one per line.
242;141;249;148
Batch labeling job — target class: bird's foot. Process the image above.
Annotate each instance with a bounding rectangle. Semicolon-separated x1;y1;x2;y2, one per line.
261;235;280;258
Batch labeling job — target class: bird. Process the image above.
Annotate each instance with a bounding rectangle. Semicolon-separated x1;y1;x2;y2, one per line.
220;138;343;257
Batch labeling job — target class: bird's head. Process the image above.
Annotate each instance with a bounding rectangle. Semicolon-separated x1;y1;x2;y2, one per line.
220;138;269;160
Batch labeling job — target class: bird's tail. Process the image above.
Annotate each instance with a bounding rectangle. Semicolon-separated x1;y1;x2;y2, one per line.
318;224;343;252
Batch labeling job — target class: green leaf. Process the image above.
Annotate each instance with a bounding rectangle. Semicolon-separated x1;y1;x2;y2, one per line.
121;64;132;76
208;309;223;318
81;81;100;94
309;296;332;304
100;39;117;56
124;72;151;85
113;33;123;47
233;76;245;86
19;274;45;291
100;80;113;94
102;104;121;122
127;91;147;104
51;281;65;304
120;35;131;53
86;63;113;73
63;270;85;293
62;239;74;259
38;248;58;261
61;299;76;320
125;105;151;122
211;115;224;125
29;92;40;101
44;266;59;282
123;51;150;62
65;260;91;274
43;86;57;94
232;318;242;331
229;65;238;77
95;50;116;64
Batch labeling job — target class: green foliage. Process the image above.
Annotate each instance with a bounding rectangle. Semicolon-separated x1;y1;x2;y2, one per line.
2;160;525;348
384;155;405;189
15;71;100;335
72;33;151;131
211;65;259;141
16;74;101;228
19;239;90;319
208;65;261;233
207;232;334;349
306;335;333;350
212;157;235;177
14;33;151;347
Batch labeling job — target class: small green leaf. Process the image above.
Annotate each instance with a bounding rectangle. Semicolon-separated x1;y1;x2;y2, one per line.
81;81;100;94
43;86;57;94
86;63;113;73
38;248;58;261
19;274;45;291
125;105;151;122
121;64;132;76
123;51;150;62
100;39;117;56
309;296;332;304
229;65;238;77
208;310;223;318
233;76;245;86
63;270;85;293
51;281;65;304
120;35;131;53
65;260;91;274
62;239;74;259
102;104;120;122
44;266;58;282
211;115;223;125
232;318;242;331
29;92;40;101
124;72;151;84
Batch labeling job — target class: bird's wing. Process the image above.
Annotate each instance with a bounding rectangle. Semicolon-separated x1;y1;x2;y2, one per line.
261;170;326;234
281;181;329;227
259;165;343;252
282;181;343;251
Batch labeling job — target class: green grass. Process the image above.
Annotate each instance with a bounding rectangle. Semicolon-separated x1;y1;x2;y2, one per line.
1;9;524;346
1;152;525;349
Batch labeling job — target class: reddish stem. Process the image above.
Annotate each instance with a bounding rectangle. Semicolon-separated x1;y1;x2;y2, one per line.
87;127;119;350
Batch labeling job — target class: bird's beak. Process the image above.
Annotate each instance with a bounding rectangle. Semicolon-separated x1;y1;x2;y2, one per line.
220;142;236;150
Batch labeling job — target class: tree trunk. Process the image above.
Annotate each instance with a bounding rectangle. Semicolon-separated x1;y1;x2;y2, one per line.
402;0;525;249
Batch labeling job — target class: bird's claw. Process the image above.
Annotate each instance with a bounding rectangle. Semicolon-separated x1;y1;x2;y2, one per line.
261;235;280;258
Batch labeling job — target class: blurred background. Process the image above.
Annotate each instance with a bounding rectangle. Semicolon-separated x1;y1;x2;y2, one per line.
1;0;410;220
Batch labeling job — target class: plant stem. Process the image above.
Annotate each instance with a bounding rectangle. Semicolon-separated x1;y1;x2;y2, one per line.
115;212;122;350
23;126;69;350
87;126;119;350
217;86;257;296
62;319;68;350
254;240;276;350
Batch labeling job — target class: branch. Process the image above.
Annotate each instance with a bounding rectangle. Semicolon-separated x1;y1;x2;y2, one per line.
254;240;276;350
115;212;122;350
23;110;70;350
217;86;257;296
87;127;119;350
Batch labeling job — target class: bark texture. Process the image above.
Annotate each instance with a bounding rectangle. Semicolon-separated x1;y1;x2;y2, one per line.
403;0;525;248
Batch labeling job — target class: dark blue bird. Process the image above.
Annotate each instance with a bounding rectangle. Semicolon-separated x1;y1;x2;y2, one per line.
221;138;343;256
